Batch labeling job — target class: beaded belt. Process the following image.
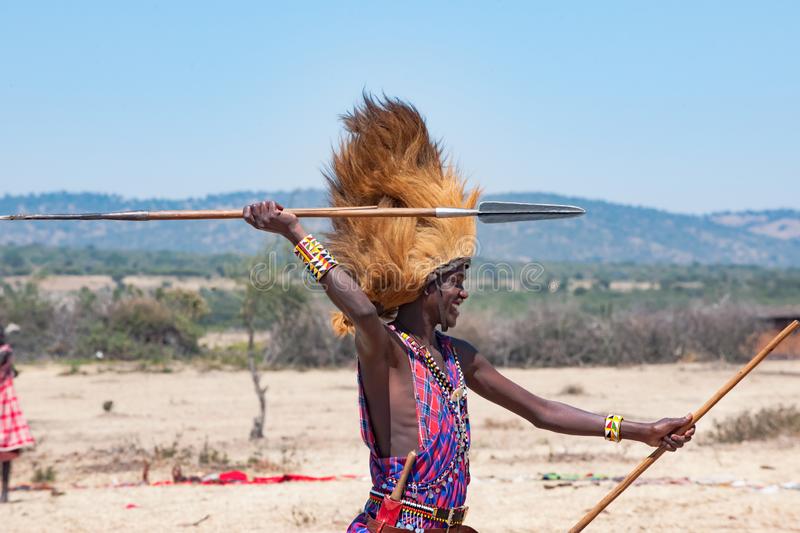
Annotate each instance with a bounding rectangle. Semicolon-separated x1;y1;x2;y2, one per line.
369;489;469;527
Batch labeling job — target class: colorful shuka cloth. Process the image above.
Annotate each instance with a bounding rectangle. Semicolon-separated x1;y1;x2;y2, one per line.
348;324;471;532
0;369;35;453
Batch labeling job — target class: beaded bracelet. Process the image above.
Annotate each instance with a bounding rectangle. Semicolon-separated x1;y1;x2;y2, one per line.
604;414;623;443
293;234;338;282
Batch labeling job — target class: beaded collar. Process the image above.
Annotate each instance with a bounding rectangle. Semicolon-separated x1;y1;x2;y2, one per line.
387;324;467;407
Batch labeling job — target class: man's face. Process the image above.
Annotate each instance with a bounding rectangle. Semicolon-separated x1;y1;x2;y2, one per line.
427;265;469;329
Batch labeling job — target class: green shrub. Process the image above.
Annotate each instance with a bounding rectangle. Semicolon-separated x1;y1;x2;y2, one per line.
0;282;55;355
32;465;56;483
76;295;204;360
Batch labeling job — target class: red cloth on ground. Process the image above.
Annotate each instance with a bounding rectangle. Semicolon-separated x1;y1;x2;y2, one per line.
218;470;248;483
0;373;35;452
151;472;353;487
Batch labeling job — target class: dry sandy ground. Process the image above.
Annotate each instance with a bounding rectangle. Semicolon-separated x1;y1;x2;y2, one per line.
1;361;799;532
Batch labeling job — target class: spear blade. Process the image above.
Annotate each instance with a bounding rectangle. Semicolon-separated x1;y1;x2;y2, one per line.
476;201;586;223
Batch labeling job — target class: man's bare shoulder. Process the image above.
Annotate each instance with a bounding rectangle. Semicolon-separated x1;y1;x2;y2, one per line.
355;326;403;367
445;335;479;358
444;335;485;381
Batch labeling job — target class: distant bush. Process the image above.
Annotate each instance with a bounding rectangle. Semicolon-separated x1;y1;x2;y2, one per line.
0;282;208;360
212;297;767;368
459;301;766;367
88;295;204;359
493;304;612;366
0;274;772;368
264;306;355;368
711;405;800;443
0;281;56;355
199;288;243;327
156;288;210;322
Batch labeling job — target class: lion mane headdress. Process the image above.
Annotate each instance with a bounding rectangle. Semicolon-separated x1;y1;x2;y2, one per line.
325;95;481;335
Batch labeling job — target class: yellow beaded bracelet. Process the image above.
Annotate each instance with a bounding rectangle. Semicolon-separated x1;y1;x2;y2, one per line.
604;414;623;443
293;234;338;282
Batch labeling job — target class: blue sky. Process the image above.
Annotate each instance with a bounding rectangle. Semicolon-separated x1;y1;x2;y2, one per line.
1;2;797;214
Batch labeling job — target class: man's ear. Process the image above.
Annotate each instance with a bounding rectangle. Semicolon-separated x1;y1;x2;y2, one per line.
423;279;435;296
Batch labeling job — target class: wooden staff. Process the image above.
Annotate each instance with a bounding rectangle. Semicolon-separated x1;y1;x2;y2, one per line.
374;451;417;527
390;451;417;501
570;319;800;533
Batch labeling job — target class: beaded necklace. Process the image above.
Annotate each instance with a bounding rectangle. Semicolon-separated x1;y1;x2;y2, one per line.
385;324;472;497
389;325;468;444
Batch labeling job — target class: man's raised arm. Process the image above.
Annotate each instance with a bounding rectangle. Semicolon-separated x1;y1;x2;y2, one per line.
243;200;389;360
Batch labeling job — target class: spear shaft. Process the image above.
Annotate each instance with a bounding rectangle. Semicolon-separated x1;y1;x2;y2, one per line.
570;319;800;532
0;206;385;221
0;201;586;224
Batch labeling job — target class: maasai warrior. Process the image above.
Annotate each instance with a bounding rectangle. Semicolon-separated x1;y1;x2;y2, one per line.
244;96;696;532
0;324;35;503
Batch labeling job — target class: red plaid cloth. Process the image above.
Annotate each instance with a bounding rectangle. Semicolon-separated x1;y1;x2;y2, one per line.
0;374;35;452
348;325;471;532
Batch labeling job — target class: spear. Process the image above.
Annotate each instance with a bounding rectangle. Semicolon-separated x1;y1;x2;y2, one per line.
570;319;800;532
0;201;585;224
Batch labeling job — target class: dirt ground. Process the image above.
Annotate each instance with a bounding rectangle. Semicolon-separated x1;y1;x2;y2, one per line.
1;361;799;532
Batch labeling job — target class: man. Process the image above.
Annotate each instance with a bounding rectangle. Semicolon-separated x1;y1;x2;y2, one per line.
0;324;35;503
244;96;695;532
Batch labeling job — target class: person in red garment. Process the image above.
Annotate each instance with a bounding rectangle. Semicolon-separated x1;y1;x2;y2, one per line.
0;324;35;503
244;96;695;532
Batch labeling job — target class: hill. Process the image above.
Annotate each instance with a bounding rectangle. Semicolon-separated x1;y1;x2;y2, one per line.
1;190;799;266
